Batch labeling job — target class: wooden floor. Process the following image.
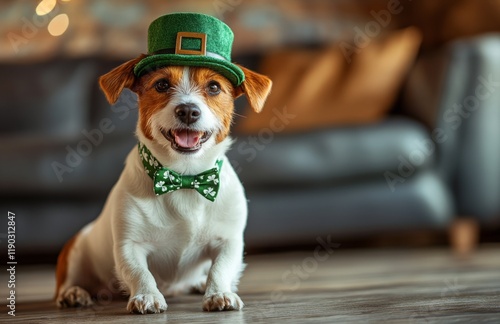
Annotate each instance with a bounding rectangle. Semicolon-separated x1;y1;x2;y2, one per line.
1;245;500;323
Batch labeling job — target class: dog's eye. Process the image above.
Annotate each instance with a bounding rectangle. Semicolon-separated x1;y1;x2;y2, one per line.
207;81;221;96
155;79;170;93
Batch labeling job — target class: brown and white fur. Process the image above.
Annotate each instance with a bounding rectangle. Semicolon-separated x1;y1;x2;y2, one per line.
54;55;272;314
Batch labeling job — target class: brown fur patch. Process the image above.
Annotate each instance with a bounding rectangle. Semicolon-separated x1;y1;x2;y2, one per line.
55;233;79;299
190;68;235;143
235;64;273;113
134;66;185;140
99;54;146;104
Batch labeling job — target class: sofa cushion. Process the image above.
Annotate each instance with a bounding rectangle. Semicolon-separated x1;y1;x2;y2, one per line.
244;171;453;248
0;134;136;197
0;60;96;137
228;117;435;188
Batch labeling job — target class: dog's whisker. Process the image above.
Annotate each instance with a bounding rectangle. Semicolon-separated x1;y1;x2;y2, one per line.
233;112;246;119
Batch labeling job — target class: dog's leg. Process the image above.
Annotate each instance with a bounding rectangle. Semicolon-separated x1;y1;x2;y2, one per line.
202;239;244;311
115;241;167;314
189;260;211;294
55;232;94;308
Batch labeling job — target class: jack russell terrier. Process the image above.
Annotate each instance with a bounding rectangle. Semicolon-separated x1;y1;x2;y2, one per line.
54;13;272;314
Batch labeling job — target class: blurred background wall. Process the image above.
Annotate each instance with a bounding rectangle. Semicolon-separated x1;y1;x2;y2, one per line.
1;0;500;263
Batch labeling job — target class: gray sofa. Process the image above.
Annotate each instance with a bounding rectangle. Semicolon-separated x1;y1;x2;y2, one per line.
1;35;499;259
237;35;500;248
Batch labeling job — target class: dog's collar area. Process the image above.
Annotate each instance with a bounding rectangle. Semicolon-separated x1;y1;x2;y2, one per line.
138;142;223;202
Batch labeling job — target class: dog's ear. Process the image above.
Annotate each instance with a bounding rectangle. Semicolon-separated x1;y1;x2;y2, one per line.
234;65;272;113
99;54;146;104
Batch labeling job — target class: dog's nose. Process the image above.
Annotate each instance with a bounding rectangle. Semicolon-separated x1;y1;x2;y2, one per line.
175;103;201;125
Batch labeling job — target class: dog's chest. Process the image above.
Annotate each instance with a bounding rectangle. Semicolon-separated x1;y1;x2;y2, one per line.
145;223;210;285
137;194;213;275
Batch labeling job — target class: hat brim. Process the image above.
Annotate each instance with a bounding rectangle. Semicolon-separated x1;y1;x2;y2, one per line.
133;54;245;86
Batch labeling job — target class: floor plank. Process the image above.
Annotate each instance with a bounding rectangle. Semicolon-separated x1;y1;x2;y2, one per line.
1;245;500;323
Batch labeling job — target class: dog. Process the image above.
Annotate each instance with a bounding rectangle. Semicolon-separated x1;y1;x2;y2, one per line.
54;13;272;314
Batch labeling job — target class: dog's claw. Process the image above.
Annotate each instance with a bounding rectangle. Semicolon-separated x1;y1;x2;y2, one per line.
56;286;93;308
202;292;243;311
127;293;167;314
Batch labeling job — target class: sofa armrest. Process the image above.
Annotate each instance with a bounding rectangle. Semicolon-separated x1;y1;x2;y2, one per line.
402;34;500;225
437;35;500;225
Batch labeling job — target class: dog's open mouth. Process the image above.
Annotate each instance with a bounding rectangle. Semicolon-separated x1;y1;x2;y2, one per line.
161;128;212;153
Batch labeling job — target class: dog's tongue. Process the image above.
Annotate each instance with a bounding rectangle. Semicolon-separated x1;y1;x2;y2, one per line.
174;129;201;148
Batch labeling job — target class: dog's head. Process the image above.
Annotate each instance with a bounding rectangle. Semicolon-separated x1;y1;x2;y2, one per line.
99;56;271;157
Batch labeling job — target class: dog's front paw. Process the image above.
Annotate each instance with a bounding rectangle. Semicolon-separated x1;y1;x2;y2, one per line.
127;293;167;314
56;286;93;308
202;292;243;311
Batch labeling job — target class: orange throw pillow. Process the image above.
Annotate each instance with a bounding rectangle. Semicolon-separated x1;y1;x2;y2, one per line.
236;27;422;134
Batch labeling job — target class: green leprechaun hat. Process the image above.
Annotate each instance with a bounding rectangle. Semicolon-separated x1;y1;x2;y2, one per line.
134;13;245;86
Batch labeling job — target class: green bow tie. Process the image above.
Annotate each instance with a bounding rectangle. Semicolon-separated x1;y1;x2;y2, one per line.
138;143;222;202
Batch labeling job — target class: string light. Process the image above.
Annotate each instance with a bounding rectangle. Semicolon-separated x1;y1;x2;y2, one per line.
36;0;57;16
48;14;69;37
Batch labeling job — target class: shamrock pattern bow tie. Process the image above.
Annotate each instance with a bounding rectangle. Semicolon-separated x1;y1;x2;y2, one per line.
138;143;222;202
